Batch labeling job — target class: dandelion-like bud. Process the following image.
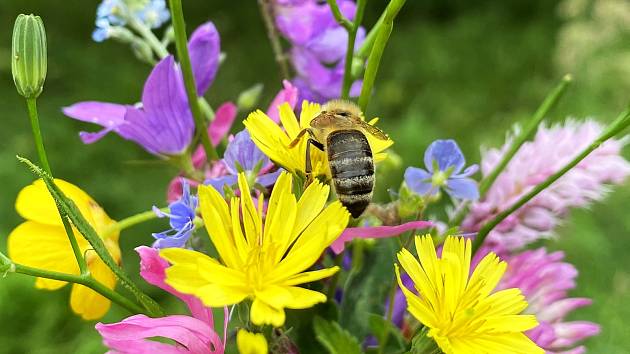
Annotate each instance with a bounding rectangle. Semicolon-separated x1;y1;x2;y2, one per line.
12;14;47;99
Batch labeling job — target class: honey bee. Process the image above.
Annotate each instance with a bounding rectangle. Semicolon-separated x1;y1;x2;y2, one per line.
289;100;389;218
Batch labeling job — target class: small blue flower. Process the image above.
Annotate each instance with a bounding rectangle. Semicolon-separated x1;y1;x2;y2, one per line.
404;139;479;200
152;179;198;248
93;0;170;43
205;129;282;194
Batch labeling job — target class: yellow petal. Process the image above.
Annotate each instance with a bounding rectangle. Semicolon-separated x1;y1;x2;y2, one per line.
8;221;82;290
283;266;339;286
195;283;249;307
298;100;321;127
244;110;299;172
237;329;268;354
16;179;95;226
291;179;330;237
198;185;241;269
238;173;262;247
70;255;115;320
468;251;506;299
250;298;286;327
255;285;293;309
263;172;297;263
283;286;327;309
278;102;301;138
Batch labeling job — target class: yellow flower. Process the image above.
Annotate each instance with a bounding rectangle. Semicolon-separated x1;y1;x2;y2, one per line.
237;329;268;354
161;171;349;327
395;235;544;354
8;179;120;320
244;100;393;178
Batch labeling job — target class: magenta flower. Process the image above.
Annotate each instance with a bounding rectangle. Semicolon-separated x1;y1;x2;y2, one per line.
64;22;220;156
463;119;630;251
274;0;364;102
266;80;298;123
96;246;228;353
330;220;432;254
497;248;600;353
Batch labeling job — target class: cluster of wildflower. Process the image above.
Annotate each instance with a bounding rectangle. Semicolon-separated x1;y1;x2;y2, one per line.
5;1;630;354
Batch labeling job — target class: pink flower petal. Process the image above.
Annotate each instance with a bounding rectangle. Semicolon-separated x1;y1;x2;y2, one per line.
135;246;213;326
96;314;223;354
331;221;433;254
266;80;298;123
209;102;238;146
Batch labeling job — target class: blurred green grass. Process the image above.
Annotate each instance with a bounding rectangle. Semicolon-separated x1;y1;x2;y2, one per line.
1;0;629;352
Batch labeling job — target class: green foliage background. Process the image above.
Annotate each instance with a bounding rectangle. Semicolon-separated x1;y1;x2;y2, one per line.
0;0;629;352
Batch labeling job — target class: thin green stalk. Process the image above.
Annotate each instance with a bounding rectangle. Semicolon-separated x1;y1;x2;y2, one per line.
168;0;219;161
258;0;290;79
378;273;398;354
340;0;367;99
357;11;385;59
472;107;630;254
358;0;406;112
127;16;169;58
326;0;353;30
6;258;145;315
103;208;167;238
448;75;573;229
478;75;573;196
26;98;88;276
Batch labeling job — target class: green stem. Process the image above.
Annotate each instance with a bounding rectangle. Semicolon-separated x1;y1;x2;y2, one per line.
103;208;166;238
448;75;572;230
326;0;353;30
357;11;385;59
6;258;145;315
168;0;219;161
478;75;573;196
472;107;630;254
258;0;290;79
26;98;89;276
127;16;169;58
378;273;398;354
340;0;367;99
358;0;406;112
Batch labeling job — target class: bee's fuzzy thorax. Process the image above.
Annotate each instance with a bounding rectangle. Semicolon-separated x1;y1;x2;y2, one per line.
322;99;363;118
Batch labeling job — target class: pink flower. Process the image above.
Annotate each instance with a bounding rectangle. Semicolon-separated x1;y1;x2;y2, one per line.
463;119;630;251
95;247;228;353
497;248;600;353
330;220;432;254
266;80;298;123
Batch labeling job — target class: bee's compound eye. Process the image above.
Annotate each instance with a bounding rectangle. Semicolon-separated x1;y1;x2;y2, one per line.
338;111;349;117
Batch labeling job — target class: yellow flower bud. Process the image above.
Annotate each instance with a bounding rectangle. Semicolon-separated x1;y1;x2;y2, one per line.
12;14;47;99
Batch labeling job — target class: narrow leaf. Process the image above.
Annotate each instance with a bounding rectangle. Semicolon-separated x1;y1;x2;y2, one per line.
314;316;364;354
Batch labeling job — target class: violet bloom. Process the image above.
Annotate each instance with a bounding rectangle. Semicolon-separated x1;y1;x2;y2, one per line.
92;0;170;42
274;0;365;102
64;21;220;156
462;119;630;251
152;180;198;249
205;129;282;193
331;220;432;254
497;248;600;353
96;247;228;353
405;139;479;200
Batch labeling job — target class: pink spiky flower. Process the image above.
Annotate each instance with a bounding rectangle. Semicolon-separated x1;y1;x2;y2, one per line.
497;248;600;353
463;119;630;251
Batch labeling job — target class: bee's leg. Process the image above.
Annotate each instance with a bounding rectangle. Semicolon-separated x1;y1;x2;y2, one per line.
288;129;311;148
305;138;325;175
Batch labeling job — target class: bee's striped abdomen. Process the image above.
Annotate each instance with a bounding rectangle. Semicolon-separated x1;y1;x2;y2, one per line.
327;129;374;218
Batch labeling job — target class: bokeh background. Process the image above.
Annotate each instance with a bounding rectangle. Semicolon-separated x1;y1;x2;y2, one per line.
1;0;630;352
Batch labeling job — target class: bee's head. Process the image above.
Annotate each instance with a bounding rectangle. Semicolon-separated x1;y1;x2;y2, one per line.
322;99;363;119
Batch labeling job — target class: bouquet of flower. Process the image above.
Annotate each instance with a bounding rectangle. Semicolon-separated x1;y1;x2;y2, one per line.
4;1;629;353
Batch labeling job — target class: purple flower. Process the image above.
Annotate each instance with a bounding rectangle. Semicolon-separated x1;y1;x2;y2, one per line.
404;139;479;200
497;248;600;353
64;22;220;156
462;119;630;251
152;180;198;249
273;0;364;102
205;129;282;193
96;247;228;353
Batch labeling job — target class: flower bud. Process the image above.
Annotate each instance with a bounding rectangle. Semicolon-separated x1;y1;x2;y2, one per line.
237;83;264;111
12;14;47;99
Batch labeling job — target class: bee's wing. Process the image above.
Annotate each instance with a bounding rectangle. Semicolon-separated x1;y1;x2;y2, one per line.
352;117;389;140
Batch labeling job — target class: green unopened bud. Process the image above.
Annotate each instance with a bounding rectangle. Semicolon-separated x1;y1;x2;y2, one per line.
350;56;365;79
12;14;47;99
237;83;264;111
397;182;425;219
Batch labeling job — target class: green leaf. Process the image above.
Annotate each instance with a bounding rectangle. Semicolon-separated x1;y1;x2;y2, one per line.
340;238;398;339
314;316;363;354
18;156;163;316
368;313;406;353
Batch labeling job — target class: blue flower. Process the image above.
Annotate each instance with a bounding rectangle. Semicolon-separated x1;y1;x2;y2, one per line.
152;179;198;248
404;139;479;200
92;0;170;43
205;129;282;194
